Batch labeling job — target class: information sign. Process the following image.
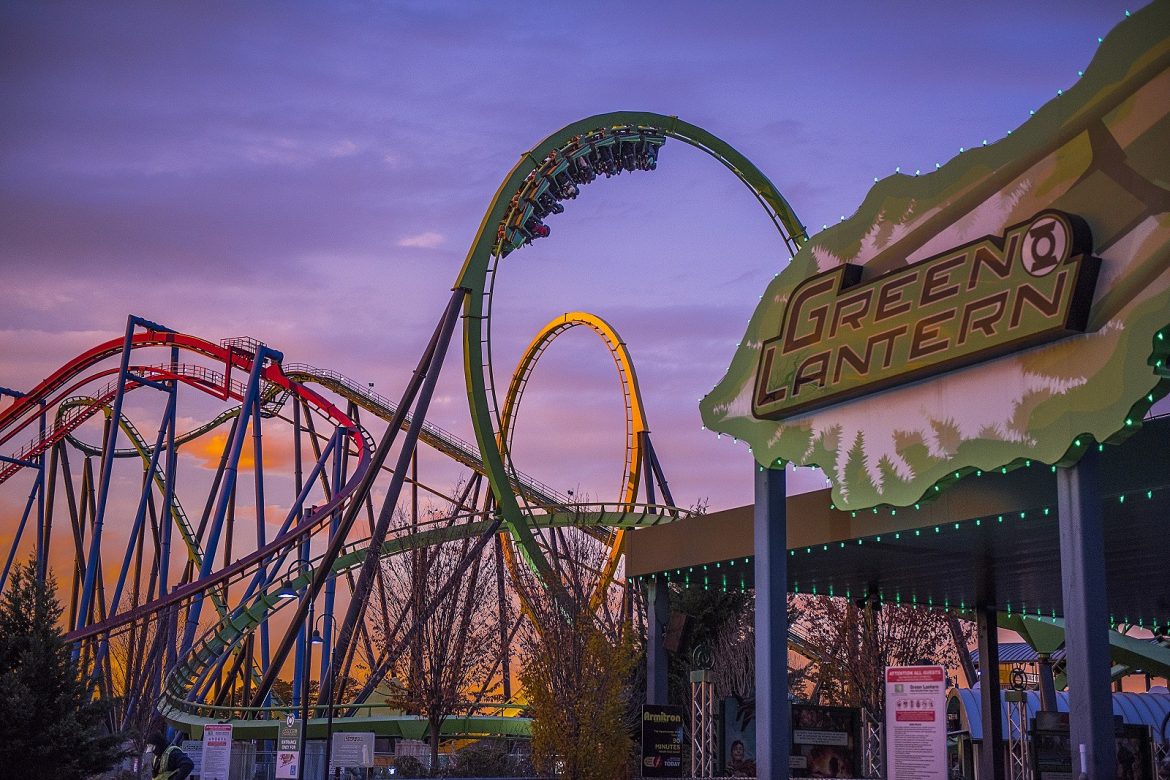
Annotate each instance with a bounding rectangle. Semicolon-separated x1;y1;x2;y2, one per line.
884;666;946;780
199;724;233;780
640;704;685;777
330;732;376;768
791;705;859;778
180;740;203;776
275;718;301;779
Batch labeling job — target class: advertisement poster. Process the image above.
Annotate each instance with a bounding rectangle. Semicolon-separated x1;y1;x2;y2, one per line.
885;666;946;780
721;696;757;777
791;705;860;778
199;723;233;780
640;704;685;777
1034;713;1156;780
331;732;376;769
180;740;203;776
275;718;301;780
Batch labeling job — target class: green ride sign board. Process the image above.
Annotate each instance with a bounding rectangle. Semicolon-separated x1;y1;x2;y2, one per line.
754;211;1100;420
700;2;1170;511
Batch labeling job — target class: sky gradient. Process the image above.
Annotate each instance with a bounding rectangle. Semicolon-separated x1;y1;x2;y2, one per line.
0;1;1147;512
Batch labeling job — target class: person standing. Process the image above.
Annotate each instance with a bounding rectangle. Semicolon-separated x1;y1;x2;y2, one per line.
146;732;195;780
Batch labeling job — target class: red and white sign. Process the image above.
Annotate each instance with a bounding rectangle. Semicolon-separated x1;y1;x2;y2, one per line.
885;665;946;780
200;723;233;780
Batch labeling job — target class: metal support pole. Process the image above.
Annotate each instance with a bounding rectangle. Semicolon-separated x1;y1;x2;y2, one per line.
1037;654;1058;712
317;615;338;780
977;605;1006;780
36;399;46;581
754;463;790;780
252;287;465;710
160;344;179;673
181;344;281;654
645;574;669;705
297;638;313;780
323;288;465;709
77;316;138;633
1056;448;1115;779
691;670;716;778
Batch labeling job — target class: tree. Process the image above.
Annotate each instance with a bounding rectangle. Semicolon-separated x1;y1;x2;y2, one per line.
793;595;972;716
372;505;498;771
517;526;638;780
0;560;123;778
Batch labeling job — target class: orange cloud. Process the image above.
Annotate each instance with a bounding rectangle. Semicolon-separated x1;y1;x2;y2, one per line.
181;422;296;474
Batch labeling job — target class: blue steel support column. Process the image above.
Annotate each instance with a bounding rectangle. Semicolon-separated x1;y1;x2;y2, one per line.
291;396;305;711
36;399;46;581
645;574;669;705
160;345;179;674
754;464;790;780
976;606;1005;780
1056;447;1115;779
76;316;137;633
180;344;281;655
319;433;343;689
252;393;271;677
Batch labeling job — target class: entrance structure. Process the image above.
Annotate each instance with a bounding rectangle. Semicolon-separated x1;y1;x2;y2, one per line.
699;4;1170;778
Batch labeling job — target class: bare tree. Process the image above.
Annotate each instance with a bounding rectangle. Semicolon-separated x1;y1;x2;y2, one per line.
371;504;498;769
792;596;972;716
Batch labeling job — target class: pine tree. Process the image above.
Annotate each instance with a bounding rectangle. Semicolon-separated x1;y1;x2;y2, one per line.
0;560;123;779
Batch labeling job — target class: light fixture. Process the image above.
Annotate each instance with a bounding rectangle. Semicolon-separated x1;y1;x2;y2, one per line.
311;629;323;645
277;584;298;600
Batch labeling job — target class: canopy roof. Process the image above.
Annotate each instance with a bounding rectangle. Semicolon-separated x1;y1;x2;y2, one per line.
627;416;1170;627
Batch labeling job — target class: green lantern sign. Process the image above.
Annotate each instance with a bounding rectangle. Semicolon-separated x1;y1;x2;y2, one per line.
701;2;1170;511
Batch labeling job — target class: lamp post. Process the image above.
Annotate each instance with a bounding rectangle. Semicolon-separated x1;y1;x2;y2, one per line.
312;614;339;780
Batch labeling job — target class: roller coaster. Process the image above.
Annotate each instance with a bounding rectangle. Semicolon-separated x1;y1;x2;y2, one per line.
0;112;808;743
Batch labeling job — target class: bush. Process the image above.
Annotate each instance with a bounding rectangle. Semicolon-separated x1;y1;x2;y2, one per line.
390;755;426;777
450;739;514;776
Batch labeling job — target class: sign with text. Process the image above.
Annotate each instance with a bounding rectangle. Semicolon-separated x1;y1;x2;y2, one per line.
199;724;233;780
702;1;1170;510
885;666;946;780
754;211;1099;419
331;732;376;769
180;741;203;776
275;720;300;779
641;704;685;777
791;705;860;778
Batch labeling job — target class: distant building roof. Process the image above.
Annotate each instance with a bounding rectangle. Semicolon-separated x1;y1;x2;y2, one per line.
950;689;1170;743
970;643;1066;665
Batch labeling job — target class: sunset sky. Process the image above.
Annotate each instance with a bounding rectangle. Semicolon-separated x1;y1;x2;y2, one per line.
0;1;1146;513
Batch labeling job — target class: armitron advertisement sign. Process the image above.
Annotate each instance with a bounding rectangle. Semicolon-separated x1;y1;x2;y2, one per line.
641;704;685;778
701;2;1170;510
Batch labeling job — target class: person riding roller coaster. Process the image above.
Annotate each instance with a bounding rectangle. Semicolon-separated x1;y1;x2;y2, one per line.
146;732;195;780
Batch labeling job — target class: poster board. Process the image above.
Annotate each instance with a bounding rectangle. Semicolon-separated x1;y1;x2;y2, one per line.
885;666;946;780
199;724;233;780
790;705;860;778
721;696;757;777
180;740;203;777
640;704;685;777
275;716;300;780
331;732;376;769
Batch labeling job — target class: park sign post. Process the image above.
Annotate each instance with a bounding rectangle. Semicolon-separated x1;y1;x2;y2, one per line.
701;1;1170;511
275;715;300;780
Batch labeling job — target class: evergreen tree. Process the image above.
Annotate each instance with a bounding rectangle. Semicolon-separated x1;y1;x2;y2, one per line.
0;560;123;778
